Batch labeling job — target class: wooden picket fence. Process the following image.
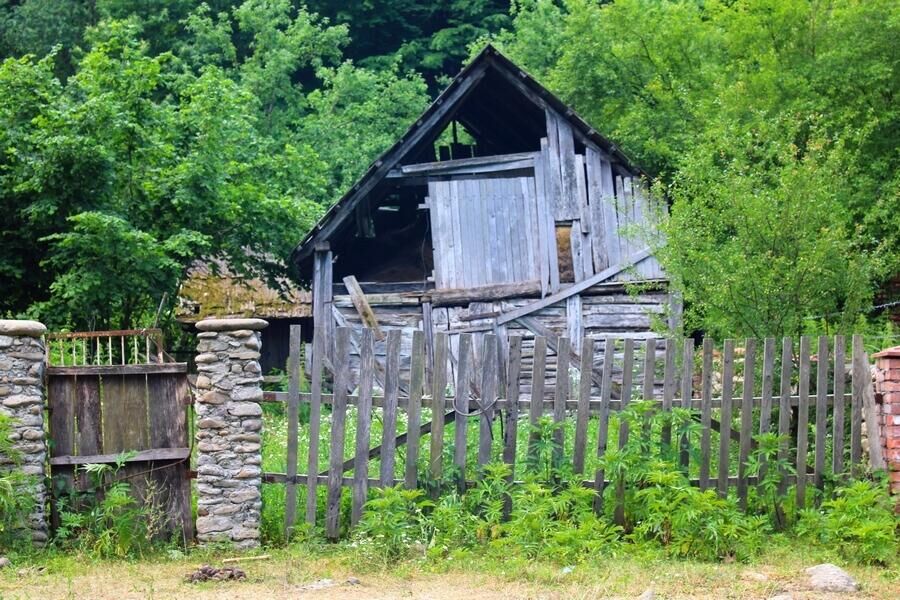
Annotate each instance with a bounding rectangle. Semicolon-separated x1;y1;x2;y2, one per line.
262;328;877;539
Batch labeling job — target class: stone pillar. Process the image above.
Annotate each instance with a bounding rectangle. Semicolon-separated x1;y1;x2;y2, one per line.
873;346;900;504
194;318;267;548
0;320;49;545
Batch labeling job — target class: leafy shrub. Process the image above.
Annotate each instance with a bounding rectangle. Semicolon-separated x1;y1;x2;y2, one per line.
796;478;899;565
54;451;165;558
356;485;433;564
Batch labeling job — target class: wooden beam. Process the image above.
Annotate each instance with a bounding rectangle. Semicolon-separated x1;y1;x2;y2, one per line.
50;447;190;466
495;248;652;325
430;281;542;306
342;275;385;341
47;363;187;376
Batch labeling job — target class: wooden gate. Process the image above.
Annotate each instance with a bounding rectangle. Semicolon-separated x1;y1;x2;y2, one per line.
46;329;194;544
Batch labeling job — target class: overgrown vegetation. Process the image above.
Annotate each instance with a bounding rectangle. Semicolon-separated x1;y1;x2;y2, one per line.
0;414;36;550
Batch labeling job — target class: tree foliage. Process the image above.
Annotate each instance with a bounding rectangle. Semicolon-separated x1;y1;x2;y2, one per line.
494;0;899;336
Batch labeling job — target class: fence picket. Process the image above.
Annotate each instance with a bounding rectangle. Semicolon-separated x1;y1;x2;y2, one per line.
679;337;694;469
283;324;302;540
380;330;401;486
757;337;776;488
306;327;325;526
478;334;499;470
528;336;548;462
777;337;793;497
850;334;863;470
619;338;635;449
351;328;375;526
553;336;571;469
326;327;352;539
594;336;614;513
661;339;676;450
737;338;756;509
796;335;811;509
573;337;594;474
503;336;523;478
430;333;449;486
814;335;829;496
454;333;473;493
832;335;846;475
717;339;735;498
641;337;656;441
405;330;425;489
699;338;713;489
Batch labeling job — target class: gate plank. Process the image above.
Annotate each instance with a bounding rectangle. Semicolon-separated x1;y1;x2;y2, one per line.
284;325;302;539
527;336;547;463
850;334;863;469
679;338;694;469
796;336;811;508
737;338;756;508
306;327;325;526
573;337;594;474
351;329;375;526
380;330;402;486
326;328;352;539
76;376;103;456
777;337;793;496
405;330;425;489
717;340;735;498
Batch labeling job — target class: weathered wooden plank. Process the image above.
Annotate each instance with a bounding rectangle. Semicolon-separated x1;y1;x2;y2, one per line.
718;340;735;498
796;336;811;509
755;337;776;488
538;138;561;292
430;333;449;485
495;248;652;325
343;276;385;341
586;148;609;271
503;336;523;480
566;295;583;353
422;300;435;388
544;111;564;219
614;337;634;526
642;338;656;402
532;150;550;296
283;325;302;539
556;113;579;220
478;335;499;470
832;335;846;475
313;247;333;362
380;330;402;486
405;330;425;489
850;334;863;469
737;338;756;508
777;337;793;496
326;328;351;539
396;151;537;175
101;374;147;453
454;333;473;492
50;447;190;466
528;336;548;463
858;342;886;471
698;338;714;490
351;329;375;526
679;338;694;469
553;336;571;469
660;339;676;450
573;337;594;474
570;223;585;283
594;336;615;512
47;363;187;376
814;336;829;495
48;375;75;458
306;327;325;526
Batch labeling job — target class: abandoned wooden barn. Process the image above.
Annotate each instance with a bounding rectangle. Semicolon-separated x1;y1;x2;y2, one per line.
291;45;673;393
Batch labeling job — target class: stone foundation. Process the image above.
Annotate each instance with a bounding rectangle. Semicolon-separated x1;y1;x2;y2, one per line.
0;320;49;545
194;318;267;548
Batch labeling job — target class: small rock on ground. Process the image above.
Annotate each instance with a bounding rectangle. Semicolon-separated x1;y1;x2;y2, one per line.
0;557;10;569
185;565;246;583
637;589;655;600
805;563;859;593
768;594;793;600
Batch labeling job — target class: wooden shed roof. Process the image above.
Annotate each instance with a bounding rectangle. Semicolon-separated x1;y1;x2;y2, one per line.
290;44;646;276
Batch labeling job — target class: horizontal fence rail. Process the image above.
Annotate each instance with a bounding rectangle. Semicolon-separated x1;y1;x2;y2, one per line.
264;327;876;539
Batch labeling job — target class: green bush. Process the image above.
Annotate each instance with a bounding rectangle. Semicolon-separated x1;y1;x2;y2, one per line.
0;414;36;551
797;478;899;565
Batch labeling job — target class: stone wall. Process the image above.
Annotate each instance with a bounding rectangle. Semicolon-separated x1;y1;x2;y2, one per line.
194;318;267;548
0;320;49;545
872;346;900;504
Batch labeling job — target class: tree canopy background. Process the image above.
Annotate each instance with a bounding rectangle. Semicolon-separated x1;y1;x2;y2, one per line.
1;0;897;339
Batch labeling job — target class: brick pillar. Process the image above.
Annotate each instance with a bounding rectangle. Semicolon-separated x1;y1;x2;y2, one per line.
194;318;267;548
872;346;900;502
0;320;49;546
